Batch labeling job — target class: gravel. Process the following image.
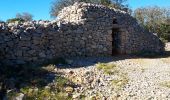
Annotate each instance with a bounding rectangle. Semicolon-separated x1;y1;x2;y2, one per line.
55;43;170;100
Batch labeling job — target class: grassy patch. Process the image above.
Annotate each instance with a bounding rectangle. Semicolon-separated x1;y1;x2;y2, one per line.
160;81;170;88
96;63;118;75
19;86;72;100
96;63;129;90
111;75;129;90
10;75;73;100
80;94;86;100
55;76;71;91
1;63;74;99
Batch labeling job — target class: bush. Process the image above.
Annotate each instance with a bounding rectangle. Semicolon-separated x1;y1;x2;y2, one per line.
6;18;24;23
158;24;170;42
160;37;168;44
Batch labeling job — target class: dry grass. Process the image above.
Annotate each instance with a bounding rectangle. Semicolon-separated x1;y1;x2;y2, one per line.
2;63;74;100
42;64;56;72
96;63;118;75
160;81;170;88
112;79;128;90
96;63;129;90
161;57;170;64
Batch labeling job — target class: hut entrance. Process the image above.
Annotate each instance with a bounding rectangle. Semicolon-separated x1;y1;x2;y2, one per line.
112;18;120;55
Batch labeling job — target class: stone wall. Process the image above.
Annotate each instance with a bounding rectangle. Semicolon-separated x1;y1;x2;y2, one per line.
0;2;164;66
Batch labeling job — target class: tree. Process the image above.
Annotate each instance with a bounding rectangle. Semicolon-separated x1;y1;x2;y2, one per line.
134;6;170;41
109;0;131;14
158;23;170;41
16;12;33;21
50;0;128;17
100;0;111;6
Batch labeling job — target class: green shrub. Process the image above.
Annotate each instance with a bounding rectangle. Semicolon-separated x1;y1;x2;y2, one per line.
160;37;168;44
7;18;24;23
20;86;72;100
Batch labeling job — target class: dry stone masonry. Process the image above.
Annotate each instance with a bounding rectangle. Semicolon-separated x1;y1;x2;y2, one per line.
0;2;164;66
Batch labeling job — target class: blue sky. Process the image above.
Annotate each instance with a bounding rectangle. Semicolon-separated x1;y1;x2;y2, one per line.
0;0;169;21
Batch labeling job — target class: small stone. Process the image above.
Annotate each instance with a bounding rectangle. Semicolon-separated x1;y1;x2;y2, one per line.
54;68;58;72
72;76;83;84
72;93;81;99
15;93;24;100
65;86;74;93
45;86;51;90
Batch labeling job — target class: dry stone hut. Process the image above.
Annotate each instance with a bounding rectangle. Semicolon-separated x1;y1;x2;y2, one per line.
57;2;164;54
0;2;164;66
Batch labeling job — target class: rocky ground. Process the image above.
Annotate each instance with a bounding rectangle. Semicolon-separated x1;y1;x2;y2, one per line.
2;43;170;100
55;43;170;100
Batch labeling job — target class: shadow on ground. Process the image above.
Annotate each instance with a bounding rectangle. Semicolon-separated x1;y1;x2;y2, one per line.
57;50;170;68
0;64;65;99
134;51;170;58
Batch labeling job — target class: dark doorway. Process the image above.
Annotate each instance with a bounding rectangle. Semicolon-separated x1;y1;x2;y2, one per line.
112;18;120;55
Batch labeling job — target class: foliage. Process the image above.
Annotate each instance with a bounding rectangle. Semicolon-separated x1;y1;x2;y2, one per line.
109;0;131;13
50;0;98;17
134;6;170;41
6;12;33;23
96;63;118;75
160;37;168;44
6;18;25;23
157;23;170;42
16;12;33;21
19;86;72;100
111;76;128;89
101;0;111;6
1;64;74;99
17;76;72;100
55;76;70;90
50;0;130;17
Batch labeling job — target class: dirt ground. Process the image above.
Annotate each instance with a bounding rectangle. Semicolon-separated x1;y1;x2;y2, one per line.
59;43;170;99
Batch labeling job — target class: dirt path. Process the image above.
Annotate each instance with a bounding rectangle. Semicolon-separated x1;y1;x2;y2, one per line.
115;58;170;99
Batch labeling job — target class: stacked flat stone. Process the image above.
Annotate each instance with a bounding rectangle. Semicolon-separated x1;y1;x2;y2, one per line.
0;2;164;66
